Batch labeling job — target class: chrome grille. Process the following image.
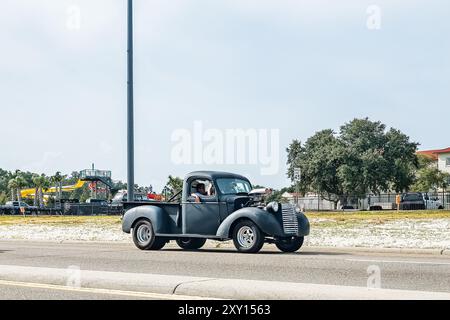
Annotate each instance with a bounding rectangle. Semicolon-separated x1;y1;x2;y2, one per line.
281;204;299;234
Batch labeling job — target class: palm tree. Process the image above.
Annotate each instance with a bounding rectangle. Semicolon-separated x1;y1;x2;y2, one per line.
8;178;18;201
33;174;51;208
15;175;27;203
31;174;40;207
51;171;66;201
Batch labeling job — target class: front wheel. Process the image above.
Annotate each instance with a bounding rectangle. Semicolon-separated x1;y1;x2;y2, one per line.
232;220;265;253
176;238;206;250
275;236;304;252
132;219;166;250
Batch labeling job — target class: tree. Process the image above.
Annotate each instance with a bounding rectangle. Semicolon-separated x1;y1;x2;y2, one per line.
7;178;18;201
14;175;27;203
32;174;51;207
412;155;450;192
163;176;183;200
287;130;345;208
287;118;419;205
266;187;294;203
50;171;66;201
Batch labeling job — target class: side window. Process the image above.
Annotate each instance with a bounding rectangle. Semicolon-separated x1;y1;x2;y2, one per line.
189;179;216;198
446;157;450;167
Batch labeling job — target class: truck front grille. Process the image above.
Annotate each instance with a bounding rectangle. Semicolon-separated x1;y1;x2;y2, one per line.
281;204;299;235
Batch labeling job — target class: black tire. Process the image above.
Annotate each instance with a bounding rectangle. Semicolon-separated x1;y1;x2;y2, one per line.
176;238;207;250
232;220;265;253
132;219;166;250
275;236;304;253
438;206;444;210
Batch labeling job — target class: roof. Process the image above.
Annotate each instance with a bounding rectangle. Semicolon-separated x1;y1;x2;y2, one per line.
184;171;250;182
417;147;450;160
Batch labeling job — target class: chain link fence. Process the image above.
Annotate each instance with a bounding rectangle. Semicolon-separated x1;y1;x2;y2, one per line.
293;192;450;211
0;203;124;216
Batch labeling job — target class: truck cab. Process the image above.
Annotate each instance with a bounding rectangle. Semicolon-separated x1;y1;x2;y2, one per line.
122;171;310;254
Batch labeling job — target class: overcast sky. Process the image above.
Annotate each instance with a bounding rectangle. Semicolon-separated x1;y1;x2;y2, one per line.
1;0;449;191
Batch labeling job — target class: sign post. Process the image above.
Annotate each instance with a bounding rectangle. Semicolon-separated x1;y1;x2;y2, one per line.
293;167;301;208
127;0;135;202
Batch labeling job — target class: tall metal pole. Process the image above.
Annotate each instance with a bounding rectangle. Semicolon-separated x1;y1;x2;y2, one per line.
127;0;135;201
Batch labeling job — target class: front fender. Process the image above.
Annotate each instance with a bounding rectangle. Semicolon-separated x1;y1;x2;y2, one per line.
297;212;310;236
216;207;284;239
121;205;168;234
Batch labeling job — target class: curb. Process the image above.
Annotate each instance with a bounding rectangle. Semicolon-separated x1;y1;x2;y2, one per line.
302;246;450;256
1;264;449;300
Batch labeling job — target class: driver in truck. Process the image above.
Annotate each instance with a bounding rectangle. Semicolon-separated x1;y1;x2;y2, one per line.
192;183;208;203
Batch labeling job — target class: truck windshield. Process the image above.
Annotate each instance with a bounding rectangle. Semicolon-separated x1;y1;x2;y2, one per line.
216;178;252;195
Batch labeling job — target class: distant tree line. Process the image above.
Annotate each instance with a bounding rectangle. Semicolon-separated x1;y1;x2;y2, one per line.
0;169;149;206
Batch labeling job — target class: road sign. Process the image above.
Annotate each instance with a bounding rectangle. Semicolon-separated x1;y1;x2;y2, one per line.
294;167;301;182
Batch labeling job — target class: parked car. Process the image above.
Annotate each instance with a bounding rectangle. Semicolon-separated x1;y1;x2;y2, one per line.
423;193;444;210
122;171;310;254
400;193;426;210
340;205;358;212
112;190;150;203
0;201;38;215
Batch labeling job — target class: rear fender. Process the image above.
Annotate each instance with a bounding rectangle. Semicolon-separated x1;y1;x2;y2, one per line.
121;205;168;234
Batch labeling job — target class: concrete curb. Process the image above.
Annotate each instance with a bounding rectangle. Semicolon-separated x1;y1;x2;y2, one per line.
1;265;449;300
302;246;450;256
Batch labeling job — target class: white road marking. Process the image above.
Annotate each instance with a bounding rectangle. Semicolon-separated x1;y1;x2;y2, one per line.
346;259;450;266
0;280;214;300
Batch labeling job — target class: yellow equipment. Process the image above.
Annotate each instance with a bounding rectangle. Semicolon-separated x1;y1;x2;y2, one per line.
21;180;86;198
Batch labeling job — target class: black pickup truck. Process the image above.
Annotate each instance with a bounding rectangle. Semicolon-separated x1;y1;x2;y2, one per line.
122;171;310;254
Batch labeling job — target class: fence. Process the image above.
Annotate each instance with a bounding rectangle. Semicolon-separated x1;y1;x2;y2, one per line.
0;204;124;216
293;192;450;211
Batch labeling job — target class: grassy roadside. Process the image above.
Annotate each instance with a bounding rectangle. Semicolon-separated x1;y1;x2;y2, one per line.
305;210;450;220
305;210;450;228
0;215;121;226
0;210;449;227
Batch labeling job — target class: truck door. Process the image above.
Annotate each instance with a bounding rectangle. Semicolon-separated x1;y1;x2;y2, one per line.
182;178;221;236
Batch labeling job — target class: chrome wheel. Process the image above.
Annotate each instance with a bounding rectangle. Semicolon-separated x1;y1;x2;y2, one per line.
136;224;152;244
237;226;255;248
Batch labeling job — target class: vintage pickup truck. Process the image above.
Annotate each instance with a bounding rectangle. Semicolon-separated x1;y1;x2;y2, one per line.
122;171;310;253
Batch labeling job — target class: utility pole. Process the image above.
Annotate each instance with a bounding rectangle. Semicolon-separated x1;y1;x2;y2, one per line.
127;0;135;202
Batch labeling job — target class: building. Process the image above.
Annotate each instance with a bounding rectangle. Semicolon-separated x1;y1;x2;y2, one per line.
417;147;450;174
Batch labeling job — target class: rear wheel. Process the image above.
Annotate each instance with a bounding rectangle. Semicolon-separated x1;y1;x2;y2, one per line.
232;220;264;253
275;236;304;253
176;238;206;250
132;219;166;250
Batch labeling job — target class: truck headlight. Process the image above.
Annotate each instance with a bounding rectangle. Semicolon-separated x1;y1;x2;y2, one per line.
266;201;279;213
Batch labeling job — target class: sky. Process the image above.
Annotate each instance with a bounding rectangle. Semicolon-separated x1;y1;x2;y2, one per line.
0;0;449;191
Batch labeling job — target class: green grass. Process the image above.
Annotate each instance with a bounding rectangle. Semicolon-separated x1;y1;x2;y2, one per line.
305;210;450;228
0;210;449;227
305;210;450;220
0;215;121;226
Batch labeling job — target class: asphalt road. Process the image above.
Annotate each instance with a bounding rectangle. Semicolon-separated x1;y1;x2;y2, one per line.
0;240;449;299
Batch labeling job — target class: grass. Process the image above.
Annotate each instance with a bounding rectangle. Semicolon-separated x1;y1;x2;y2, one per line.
305;210;450;220
0;210;449;227
305;210;450;228
0;215;121;226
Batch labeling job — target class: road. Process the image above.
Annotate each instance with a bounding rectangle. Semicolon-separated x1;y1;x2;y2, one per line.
0;240;449;299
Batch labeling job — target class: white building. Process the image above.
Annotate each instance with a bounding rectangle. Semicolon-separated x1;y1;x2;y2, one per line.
417;147;450;174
